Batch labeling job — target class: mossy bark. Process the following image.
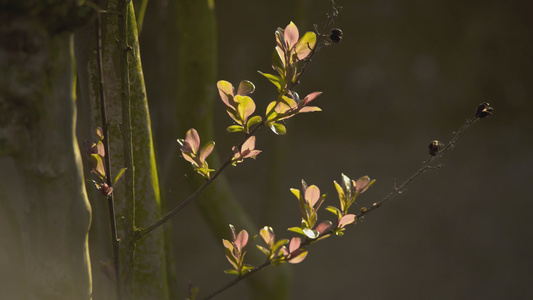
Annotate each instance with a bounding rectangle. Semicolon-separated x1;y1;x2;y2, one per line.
75;1;168;299
0;1;92;299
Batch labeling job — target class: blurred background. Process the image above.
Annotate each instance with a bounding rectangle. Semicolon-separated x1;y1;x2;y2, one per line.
141;0;533;299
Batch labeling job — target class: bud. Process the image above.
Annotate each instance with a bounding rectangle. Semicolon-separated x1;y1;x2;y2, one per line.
475;102;493;119
429;140;442;156
330;28;343;43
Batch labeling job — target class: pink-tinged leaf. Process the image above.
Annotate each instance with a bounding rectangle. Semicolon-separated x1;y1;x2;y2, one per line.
259;226;275;247
339;214;357;228
316;220;333;235
298;106;322;113
284;22;299;49
281;245;289;257
235;230;249;252
355;176;375;195
182;152;199;168
304;185;320;207
237;80;255;96
301;91;322;106
217;80;235;108
90;153;106;180
199;141;215;163
95;140;105;157
185;129;200;154
242;136;256;152
289;237;302;252
288;249;308;264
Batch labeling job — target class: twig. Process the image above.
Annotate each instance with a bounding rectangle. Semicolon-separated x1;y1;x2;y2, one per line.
357;117;480;218
201;260;272;300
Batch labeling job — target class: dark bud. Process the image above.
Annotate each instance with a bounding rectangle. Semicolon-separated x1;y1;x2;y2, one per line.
429;140;442;156
475;102;493;119
330;28;343;43
99;182;113;196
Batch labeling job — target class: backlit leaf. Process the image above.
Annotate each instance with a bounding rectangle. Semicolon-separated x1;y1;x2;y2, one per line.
294;31;316;60
269;122;286;135
237;80;255;96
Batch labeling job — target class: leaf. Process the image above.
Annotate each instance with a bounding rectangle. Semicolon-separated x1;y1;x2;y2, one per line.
287;227;305;236
269;122;286;135
235;95;256;123
303;228;319;239
237;80;255;96
290;188;300;200
288;249;308;264
284;22;299;49
246;115;262;131
224;269;239;275
96;127;104;140
301;91;322;106
258;71;283;91
227;125;245;133
298;106;322;113
199;141;215;162
355;176;376;195
315;220;333;235
234;229;249;252
259;226;275;247
272;239;289;254
112;167;127;186
265;101;279;121
256;245;270;256
338;214;357;228
184;129;200;154
325;206;342;218
272;48;285;74
294;31;317;60
90;153;106;180
217;80;235;107
304;185;320;207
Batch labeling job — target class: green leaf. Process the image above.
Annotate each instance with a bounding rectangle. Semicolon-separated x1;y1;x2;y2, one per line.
269;122;286;135
258;71;284;91
235;95;256;124
265;101;279;121
288;249;308;264
325;206;341;218
199;141;215;162
272;239;289;254
294;31;317;60
290;188;300;200
112;167;127;186
246;115;262;131
287;227;305;236
224;269;239;275
227;125;245;133
272;48;285;74
256;245;270;256
90;153;106;180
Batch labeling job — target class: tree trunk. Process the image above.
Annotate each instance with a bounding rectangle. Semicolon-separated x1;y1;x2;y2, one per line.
75;1;169;299
0;1;92;299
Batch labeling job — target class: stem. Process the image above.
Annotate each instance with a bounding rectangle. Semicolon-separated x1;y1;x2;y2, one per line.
202;260;273;300
95;9;123;300
357;117;480;218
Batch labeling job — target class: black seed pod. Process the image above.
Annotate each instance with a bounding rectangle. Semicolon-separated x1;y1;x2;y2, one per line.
429;140;442;156
330;28;343;43
475;102;493;119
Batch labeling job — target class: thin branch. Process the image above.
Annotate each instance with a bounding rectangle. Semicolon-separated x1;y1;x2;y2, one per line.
357;117;480;218
199;111;487;300
201;260;272;300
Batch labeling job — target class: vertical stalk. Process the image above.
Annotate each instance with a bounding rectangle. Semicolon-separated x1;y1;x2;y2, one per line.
95;11;123;300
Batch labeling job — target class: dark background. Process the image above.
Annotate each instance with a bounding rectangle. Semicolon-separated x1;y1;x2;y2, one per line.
143;0;533;299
